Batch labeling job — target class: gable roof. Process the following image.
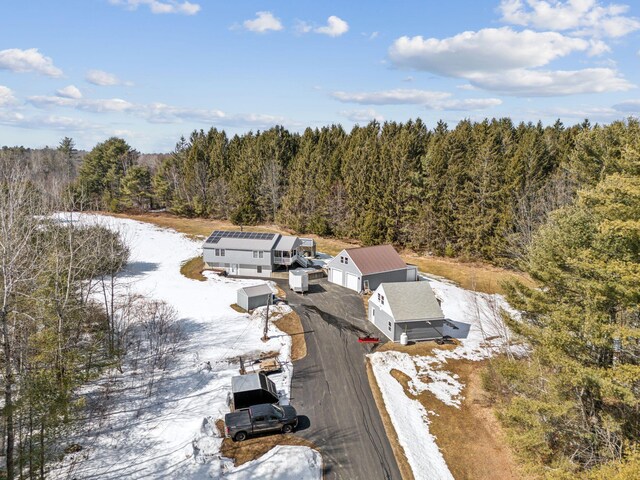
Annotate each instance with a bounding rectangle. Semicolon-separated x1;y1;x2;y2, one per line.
273;235;301;252
238;284;273;297
380;282;444;321
345;245;406;275
203;230;280;251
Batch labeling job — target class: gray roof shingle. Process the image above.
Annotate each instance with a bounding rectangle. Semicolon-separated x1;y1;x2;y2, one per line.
381;282;444;322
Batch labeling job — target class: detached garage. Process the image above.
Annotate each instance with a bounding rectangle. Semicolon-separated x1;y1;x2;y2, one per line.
237;284;273;311
326;244;415;293
368;282;445;342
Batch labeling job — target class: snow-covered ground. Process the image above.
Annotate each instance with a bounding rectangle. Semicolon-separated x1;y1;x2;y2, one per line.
369;277;520;480
50;214;321;480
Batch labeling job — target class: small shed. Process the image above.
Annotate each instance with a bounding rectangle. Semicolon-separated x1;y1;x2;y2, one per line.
230;372;279;411
237;284;273;311
289;269;309;293
368;282;445;342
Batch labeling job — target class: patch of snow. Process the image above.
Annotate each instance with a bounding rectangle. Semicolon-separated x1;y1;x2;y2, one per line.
369;276;522;480
50;213;320;480
369;353;454;480
223;445;322;479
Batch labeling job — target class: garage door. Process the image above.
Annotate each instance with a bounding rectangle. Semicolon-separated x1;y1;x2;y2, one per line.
346;273;359;291
401;321;445;341
331;268;343;286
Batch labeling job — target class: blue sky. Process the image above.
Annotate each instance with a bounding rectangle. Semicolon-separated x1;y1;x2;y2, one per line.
1;0;639;152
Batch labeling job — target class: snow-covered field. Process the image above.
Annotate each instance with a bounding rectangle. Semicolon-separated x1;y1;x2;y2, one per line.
369;277;519;480
51;214;321;480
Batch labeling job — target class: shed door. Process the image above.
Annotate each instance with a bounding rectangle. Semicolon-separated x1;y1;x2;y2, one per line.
331;268;343;285
346;273;359;291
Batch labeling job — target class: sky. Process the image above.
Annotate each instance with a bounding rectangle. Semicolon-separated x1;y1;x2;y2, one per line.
1;0;639;152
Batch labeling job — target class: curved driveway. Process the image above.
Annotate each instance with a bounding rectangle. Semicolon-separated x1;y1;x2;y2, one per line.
286;280;402;480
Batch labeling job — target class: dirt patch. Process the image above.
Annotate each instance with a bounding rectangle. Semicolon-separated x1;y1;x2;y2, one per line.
273;311;307;361
180;255;207;281
389;358;528;480
230;304;247;314
215;419;319;467
274;283;287;300
377;339;459;356
366;361;415;480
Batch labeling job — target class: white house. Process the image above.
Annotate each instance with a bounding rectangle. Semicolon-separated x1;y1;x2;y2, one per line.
368;282;445;342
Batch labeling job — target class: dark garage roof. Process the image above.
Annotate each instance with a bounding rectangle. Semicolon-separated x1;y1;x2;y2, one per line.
346;245;407;275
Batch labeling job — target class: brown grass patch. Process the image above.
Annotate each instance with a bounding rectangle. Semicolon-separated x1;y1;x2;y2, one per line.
230;304;247;313
402;253;535;295
180;256;207;281
274;284;287;300
273;311;307;361
377;339;459;356
106;212;534;295
387;358;529;480
366;361;415;480
215;419;319;467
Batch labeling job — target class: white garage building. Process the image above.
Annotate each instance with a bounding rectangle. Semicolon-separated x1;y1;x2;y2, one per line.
326;245;418;293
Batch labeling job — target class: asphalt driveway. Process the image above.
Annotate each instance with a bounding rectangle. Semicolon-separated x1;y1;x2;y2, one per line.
286;279;402;480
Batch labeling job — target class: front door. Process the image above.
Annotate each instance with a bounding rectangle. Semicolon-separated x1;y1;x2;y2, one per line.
230;264;238;275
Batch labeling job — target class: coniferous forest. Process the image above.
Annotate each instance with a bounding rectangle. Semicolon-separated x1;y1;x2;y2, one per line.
1;116;639;478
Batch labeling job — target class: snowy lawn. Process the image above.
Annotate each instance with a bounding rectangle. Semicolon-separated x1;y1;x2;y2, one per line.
369;277;520;480
50;214;321;480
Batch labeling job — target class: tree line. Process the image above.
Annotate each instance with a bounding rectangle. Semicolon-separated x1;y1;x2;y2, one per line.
2;116;638;478
73;118;639;265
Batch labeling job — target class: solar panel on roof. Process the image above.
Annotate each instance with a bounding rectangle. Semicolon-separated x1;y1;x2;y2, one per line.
205;230;276;243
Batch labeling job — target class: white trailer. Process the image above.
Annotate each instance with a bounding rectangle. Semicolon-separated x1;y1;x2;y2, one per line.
289;269;309;293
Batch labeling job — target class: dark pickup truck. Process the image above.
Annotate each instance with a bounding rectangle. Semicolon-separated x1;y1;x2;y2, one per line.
224;403;298;442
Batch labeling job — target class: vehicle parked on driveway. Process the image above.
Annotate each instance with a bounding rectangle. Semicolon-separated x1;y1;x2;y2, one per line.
224;403;298;442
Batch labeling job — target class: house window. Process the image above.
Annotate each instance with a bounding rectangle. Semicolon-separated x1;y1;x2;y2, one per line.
381;295;385;305
259;251;264;259
215;249;220;256
345;257;349;264
253;251;258;258
340;256;344;264
257;266;262;273
220;249;225;257
253;251;263;259
372;309;375;319
388;322;392;330
377;293;380;302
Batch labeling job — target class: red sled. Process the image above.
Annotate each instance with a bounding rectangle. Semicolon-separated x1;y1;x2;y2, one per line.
358;335;380;344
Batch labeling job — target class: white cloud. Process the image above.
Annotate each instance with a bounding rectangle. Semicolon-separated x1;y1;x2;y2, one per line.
439;98;503;110
388;27;633;96
389;28;590;76
295;20;312;34
29;95;134;113
499;0;640;38
315;16;349;37
85;69;132;86
467;67;634;96
0;112;98;132
340;109;384;123
243;12;283;33
27;92;291;129
332;89;451;105
612;99;640;112
56;85;83;99
109;0;200;15
0;48;63;77
0;86;17;106
332;88;502;110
